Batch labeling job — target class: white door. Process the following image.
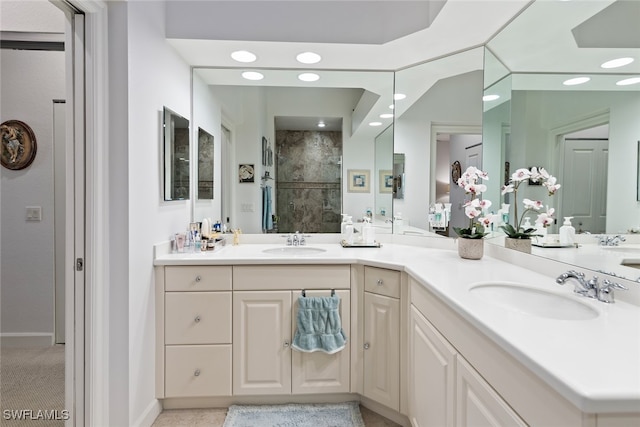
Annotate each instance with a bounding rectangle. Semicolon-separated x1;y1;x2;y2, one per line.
53;100;66;344
233;291;292;395
363;292;400;410
562;138;608;233
409;306;456;427
291;290;351;394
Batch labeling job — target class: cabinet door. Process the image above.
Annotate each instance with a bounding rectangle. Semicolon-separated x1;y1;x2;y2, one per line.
233;291;292;395
456;355;527;427
291;290;351;394
410;305;456;427
363;292;400;411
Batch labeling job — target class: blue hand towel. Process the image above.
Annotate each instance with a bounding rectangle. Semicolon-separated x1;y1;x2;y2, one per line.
291;294;347;354
262;185;273;231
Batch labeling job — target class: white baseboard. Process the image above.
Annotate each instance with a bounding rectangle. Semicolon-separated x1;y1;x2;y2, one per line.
134;399;162;427
1;333;54;347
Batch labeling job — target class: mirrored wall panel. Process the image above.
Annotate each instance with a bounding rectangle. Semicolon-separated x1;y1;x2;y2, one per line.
163;106;190;201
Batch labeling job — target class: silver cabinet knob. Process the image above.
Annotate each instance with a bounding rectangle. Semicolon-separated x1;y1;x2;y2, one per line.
194;369;201;377
195;275;202;282
283;341;290;348
364;342;370;350
377;279;384;286
194;315;201;323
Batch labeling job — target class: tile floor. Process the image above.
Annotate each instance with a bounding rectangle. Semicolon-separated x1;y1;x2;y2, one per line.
152;405;401;426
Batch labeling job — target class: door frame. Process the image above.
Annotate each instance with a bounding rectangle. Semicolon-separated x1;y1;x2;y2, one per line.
55;0;110;425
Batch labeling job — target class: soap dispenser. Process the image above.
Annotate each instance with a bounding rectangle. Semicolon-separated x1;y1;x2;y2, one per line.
341;214;349;236
559;217;575;245
344;216;354;245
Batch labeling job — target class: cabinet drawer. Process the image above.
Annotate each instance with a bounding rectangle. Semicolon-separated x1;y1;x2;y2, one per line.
165;266;232;291
165;292;231;344
364;266;400;298
233;265;350;290
165;345;232;397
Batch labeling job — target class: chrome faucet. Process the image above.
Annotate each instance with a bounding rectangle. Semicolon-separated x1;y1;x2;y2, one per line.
595;234;626;246
292;231;300;246
556;270;627;303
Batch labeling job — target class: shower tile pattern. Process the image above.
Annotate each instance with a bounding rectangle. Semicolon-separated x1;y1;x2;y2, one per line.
276;130;342;233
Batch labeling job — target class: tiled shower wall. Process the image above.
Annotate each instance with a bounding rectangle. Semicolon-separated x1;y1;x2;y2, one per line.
275;130;342;233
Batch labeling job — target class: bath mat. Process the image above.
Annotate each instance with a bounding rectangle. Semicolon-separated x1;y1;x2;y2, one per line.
222;402;365;427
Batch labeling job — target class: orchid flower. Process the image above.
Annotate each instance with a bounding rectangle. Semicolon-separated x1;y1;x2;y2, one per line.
454;166;492;239
499;166;561;239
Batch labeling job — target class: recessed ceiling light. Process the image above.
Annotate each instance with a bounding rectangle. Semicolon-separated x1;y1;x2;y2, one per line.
389;104;395;110
317;121;326;128
380;113;394;119
601;57;634;69
369;122;383;127
482;94;500;101
242;71;264;81
563;77;590;86
616;77;640;86
393;93;406;100
231;50;257;63
296;52;321;64
298;72;320;82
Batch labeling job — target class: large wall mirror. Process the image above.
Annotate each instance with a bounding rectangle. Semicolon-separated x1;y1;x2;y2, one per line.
191;68;394;233
483;0;640;280
392;47;485;237
163;106;190;201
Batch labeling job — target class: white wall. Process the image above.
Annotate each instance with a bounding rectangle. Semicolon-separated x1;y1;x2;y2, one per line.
510;90;640;233
394;70;483;230
122;1;193;424
0;48;65;344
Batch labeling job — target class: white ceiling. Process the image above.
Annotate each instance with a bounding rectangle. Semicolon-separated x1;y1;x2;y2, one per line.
167;0;531;71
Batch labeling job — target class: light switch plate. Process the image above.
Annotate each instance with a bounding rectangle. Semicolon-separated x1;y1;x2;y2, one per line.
26;206;42;221
241;203;255;212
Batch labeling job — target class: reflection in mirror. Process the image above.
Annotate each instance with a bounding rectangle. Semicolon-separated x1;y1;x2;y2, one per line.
197;127;214;199
638;141;640;202
163;107;190;201
483;0;640;281
191;68;394;233
393;47;484;236
374;125;393;225
392;153;405;200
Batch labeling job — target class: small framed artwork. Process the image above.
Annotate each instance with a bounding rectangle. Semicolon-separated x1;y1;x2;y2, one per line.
238;164;255;183
348;169;370;193
1;120;37;170
379;170;393;193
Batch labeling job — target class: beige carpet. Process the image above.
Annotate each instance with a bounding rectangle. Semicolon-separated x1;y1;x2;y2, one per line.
0;345;65;426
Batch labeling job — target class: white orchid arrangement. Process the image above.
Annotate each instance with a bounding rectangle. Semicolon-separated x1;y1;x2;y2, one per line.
453;166;494;239
499;167;561;239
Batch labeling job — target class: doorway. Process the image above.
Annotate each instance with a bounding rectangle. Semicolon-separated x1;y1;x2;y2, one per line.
434;130;483;237
274;128;343;233
561;124;609;234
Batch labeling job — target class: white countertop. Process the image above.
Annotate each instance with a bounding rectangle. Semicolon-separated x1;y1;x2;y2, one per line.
154;241;640;414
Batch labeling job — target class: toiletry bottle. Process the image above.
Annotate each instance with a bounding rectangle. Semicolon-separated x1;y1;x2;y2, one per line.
341;214;349;236
345;216;354;245
559;217;575;245
523;217;533;230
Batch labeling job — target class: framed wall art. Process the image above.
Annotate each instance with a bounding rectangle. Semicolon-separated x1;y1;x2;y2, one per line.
239;164;255;183
1;120;37;170
379;169;393;193
347;169;370;193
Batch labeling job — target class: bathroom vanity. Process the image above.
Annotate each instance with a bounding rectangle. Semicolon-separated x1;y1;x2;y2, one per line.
154;240;640;426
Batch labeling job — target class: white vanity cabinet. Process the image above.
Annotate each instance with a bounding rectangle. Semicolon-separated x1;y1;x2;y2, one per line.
409;304;456;426
232;265;351;396
156;266;233;398
363;266;401;411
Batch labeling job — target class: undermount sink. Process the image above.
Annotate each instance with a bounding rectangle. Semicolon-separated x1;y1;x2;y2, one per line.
469;282;599;320
262;246;327;256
